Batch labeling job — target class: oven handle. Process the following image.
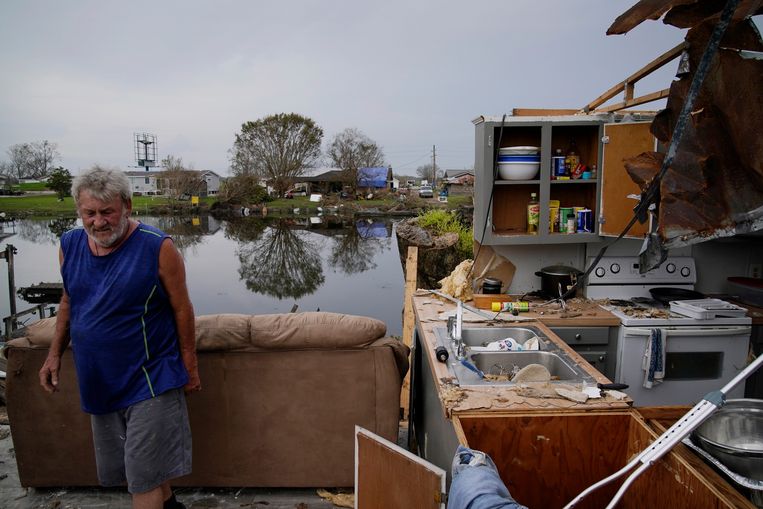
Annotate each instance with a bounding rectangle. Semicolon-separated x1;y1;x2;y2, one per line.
623;326;751;337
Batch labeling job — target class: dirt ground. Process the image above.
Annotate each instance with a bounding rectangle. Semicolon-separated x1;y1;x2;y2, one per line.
0;405;380;509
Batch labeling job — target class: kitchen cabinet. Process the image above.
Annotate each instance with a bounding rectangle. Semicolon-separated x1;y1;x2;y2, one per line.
473;114;656;245
550;326;618;381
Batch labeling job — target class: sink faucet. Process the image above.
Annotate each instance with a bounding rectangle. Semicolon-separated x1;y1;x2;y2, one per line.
448;301;466;360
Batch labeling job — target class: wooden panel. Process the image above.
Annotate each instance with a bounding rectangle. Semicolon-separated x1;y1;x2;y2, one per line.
549;124;600;168
456;411;752;509
457;413;630;509
600;122;656;238
495;125;542;149
512;108;579;116
400;246;418;420
355;427;445;509
492;184;539;234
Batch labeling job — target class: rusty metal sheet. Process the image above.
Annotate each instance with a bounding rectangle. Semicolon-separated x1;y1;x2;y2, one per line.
624;18;763;262
609;0;763;35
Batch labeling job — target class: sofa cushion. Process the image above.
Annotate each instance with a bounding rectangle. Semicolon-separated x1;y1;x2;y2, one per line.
6;312;388;352
249;312;387;350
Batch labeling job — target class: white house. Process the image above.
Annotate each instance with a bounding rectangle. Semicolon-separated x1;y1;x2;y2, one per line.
125;170;161;195
198;170;223;196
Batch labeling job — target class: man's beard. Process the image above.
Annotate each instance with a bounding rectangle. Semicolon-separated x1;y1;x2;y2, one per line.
87;213;130;248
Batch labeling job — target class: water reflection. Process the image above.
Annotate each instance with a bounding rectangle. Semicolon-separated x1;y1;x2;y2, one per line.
235;218;325;299
328;220;391;274
1;214;405;336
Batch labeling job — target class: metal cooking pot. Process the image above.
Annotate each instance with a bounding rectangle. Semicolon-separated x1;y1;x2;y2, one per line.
649;287;705;305
534;265;582;299
692;399;763;481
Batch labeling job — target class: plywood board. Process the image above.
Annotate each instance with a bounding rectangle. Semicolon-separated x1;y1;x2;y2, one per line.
400;246;418;420
600;122;656;238
355;426;445;509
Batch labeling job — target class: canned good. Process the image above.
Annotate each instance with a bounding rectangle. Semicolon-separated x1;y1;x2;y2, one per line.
576;208;593;233
559;207;573;233
552;156;566;178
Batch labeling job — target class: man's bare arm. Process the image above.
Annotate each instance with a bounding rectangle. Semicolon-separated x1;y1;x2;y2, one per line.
39;248;71;393
158;238;200;392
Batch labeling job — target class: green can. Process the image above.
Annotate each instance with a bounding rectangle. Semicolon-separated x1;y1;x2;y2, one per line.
559;207;573;233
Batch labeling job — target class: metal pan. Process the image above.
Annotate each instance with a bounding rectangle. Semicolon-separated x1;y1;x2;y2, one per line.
649;287;705;305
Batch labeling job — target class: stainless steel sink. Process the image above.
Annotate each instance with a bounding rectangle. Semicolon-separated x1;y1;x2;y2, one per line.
432;325;594;387
458;326;549;349
471;351;582;380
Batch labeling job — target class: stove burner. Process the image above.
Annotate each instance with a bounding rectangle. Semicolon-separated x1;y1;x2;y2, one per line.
632;297;660;307
609;299;634;307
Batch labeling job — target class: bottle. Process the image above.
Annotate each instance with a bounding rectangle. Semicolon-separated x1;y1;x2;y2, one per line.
566;213;576;234
590;164;598;179
527;192;539;234
552;148;565;179
565;138;580;177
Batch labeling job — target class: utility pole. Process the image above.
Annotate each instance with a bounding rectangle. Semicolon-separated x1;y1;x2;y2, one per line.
432;145;436;188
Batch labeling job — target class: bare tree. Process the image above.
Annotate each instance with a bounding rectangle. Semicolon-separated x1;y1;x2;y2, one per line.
159;155;204;201
415;163;441;183
4;140;60;179
229;113;323;197
327;128;386;193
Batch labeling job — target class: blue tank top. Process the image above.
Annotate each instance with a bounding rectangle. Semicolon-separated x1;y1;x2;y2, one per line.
61;223;189;414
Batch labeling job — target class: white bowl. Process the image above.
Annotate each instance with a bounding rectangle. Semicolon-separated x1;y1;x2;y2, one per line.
498;162;540;180
499;146;539;155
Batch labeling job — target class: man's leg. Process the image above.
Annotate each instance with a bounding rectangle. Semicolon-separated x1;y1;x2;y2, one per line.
124;390;192;506
131;483;165;509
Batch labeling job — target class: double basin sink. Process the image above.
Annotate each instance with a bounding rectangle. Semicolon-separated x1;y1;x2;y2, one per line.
433;325;594;387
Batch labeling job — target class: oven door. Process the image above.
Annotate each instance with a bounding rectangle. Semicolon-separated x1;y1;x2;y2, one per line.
615;325;751;407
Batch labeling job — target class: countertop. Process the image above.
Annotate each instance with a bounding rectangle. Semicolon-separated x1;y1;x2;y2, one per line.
413;292;632;417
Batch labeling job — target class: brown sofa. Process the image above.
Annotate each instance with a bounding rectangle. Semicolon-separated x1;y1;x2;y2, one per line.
4;312;409;488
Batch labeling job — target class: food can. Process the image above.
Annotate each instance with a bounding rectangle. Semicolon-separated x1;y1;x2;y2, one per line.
559;207;573;233
552;156;566;178
576;208;593;233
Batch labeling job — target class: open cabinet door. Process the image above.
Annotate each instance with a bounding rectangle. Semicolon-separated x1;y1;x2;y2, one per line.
600;122;657;238
355;426;446;509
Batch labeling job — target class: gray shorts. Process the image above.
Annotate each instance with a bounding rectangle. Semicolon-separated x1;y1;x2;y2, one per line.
90;388;192;494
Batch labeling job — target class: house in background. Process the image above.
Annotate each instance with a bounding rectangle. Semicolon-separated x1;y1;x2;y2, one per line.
358;167;393;190
126;169;223;197
125;170;161;195
444;169;474;195
197;170;223;196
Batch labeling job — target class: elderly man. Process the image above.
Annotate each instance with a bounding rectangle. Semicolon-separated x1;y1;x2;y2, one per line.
39;166;200;509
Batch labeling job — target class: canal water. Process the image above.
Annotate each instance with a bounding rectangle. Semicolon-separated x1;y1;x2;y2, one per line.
0;214;408;338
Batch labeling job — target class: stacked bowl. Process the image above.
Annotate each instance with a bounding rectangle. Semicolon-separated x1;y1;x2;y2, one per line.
497;146;540;180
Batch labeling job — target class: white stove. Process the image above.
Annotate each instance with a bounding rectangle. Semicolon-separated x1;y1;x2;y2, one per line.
584;256;752;406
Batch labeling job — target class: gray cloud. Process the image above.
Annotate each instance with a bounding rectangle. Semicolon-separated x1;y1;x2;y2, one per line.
1;0;691;175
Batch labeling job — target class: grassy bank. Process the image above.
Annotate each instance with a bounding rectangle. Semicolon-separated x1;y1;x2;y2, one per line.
0;193;472;217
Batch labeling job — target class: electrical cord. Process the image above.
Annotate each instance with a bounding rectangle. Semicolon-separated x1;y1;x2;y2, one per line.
469;114;507;283
558;0;737;306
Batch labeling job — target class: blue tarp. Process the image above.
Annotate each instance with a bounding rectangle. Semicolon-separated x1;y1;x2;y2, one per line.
357;167;388;188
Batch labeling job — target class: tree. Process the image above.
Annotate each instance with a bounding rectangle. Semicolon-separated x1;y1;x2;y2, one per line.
229;113;323;197
416;163;441;183
327;128;386;193
159;154;204;201
45;167;73;200
4;140;60;179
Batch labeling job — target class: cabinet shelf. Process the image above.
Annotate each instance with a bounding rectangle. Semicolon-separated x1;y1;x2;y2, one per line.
550;179;597;185
474;115;656;245
495;179;541;185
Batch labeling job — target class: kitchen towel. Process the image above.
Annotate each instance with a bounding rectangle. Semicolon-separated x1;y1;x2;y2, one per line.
643;328;667;389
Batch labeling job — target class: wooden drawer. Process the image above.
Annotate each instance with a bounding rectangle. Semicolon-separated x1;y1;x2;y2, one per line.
552;326;609;345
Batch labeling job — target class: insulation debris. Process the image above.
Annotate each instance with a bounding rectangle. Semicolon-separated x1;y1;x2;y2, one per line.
438;259;474;302
316;489;354;508
555;388;590;403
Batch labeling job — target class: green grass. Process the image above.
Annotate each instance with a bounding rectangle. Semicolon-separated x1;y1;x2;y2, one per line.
19;182;49;191
0;194;210;216
1;191;472;217
417;209;474;258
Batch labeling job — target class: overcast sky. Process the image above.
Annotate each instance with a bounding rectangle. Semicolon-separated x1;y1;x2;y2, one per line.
1;1;697;176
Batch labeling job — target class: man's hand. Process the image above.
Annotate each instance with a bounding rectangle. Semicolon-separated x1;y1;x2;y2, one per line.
39;354;62;393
